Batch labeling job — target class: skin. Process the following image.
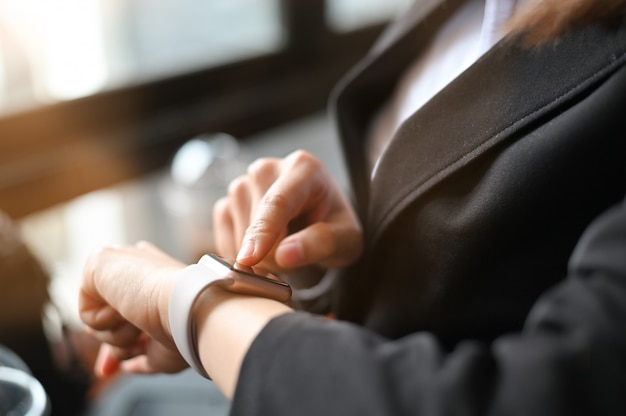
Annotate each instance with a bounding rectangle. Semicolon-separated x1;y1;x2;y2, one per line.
79;150;363;397
215;150;362;271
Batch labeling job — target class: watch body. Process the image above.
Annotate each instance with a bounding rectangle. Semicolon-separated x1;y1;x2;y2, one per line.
168;254;291;378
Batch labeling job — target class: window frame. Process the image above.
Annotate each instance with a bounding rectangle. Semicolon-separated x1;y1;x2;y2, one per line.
0;0;387;219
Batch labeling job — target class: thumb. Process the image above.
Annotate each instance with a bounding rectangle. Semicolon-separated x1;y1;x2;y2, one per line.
274;221;363;269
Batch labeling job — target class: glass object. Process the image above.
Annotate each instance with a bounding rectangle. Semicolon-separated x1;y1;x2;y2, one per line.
0;345;50;416
0;0;284;116
162;132;251;259
326;0;413;32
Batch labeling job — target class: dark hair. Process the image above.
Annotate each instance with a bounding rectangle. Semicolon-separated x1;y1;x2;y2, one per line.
507;0;626;45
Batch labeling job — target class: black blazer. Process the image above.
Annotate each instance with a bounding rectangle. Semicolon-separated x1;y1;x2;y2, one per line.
235;198;626;415
232;2;626;415
329;0;626;344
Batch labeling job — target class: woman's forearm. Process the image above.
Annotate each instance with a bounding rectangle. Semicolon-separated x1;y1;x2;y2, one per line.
193;289;293;397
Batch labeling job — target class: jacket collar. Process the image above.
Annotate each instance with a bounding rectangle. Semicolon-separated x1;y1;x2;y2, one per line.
331;2;626;245
367;23;626;244
330;0;465;216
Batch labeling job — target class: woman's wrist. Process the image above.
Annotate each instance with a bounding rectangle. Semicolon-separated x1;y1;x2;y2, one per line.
193;288;292;397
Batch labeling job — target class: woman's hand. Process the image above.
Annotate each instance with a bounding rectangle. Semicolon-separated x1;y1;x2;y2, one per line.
79;241;187;377
213;150;363;272
79;241;293;397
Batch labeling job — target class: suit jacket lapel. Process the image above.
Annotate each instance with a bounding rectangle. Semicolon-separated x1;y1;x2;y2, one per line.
330;0;466;216
367;23;626;244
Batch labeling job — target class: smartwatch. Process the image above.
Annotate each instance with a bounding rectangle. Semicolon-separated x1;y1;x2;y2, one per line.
168;253;291;378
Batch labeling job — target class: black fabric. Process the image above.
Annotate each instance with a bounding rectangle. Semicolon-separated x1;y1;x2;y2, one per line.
232;2;626;415
331;18;626;343
233;199;626;416
330;0;466;212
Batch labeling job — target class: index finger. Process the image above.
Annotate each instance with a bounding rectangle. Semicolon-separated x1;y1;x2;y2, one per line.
236;151;327;266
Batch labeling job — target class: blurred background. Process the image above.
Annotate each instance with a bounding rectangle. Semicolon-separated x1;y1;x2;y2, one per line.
0;0;411;414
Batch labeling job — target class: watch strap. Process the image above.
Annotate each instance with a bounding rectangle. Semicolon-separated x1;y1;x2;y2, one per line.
168;262;222;379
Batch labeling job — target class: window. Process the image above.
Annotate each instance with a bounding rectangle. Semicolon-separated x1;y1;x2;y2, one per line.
0;0;284;115
326;0;413;32
0;1;395;220
3;1;403;329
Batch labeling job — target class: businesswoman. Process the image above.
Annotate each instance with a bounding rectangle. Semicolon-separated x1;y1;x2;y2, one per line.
81;1;626;414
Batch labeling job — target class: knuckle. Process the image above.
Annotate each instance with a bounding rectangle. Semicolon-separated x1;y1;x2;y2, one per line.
227;175;248;196
247;217;275;238
247;157;278;178
286;150;319;169
84;246;109;270
284;151;326;184
82;245;119;286
262;191;293;214
212;196;229;216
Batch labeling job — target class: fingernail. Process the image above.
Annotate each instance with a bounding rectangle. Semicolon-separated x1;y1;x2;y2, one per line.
95;345;120;378
237;239;255;262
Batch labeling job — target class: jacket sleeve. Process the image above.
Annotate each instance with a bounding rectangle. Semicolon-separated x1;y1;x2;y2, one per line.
231;200;626;416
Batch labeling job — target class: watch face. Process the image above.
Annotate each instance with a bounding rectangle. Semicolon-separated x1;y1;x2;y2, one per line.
208;253;289;285
203;254;292;302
